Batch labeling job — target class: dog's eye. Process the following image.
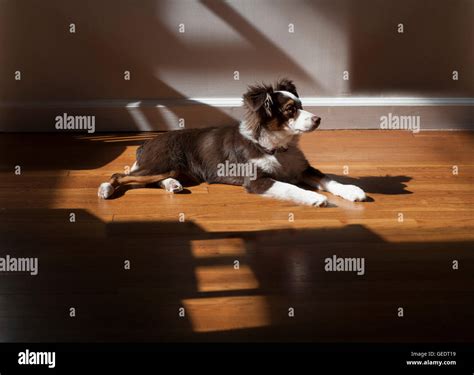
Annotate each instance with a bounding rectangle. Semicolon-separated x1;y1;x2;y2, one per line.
286;105;295;113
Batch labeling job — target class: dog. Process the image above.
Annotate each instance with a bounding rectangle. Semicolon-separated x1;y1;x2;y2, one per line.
98;79;366;206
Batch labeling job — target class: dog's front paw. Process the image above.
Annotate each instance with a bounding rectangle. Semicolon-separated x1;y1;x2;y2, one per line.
335;184;366;202
307;192;328;207
98;182;114;199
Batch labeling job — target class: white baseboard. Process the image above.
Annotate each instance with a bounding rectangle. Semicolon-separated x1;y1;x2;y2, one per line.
1;97;473;131
2;97;474;109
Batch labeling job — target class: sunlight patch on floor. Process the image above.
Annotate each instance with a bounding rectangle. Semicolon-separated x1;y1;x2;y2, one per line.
182;295;270;332
191;238;246;258
194;265;259;292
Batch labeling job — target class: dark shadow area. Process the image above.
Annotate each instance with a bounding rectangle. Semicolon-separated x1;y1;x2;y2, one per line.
347;0;473;96
0;133;148;172
0;208;473;342
326;175;413;195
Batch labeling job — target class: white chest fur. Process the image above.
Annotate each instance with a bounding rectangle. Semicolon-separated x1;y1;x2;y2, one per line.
250;147;308;181
251;154;281;174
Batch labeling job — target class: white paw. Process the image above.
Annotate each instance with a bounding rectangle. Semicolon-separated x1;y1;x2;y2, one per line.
98;182;114;199
160;178;183;193
334;184;366;202
305;191;328;207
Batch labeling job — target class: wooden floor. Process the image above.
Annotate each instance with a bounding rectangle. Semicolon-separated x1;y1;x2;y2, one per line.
0;130;473;342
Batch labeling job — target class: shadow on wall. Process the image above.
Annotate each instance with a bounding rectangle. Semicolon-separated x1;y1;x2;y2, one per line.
310;0;474;130
0;0;236;130
0;208;473;342
0;0;324;131
0;0;472;130
347;0;474;96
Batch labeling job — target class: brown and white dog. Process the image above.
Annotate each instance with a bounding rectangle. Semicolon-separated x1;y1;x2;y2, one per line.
98;79;366;206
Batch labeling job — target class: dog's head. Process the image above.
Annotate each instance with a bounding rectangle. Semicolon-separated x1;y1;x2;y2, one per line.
243;79;321;136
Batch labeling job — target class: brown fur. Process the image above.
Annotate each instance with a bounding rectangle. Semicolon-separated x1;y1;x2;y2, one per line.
98;78;326;199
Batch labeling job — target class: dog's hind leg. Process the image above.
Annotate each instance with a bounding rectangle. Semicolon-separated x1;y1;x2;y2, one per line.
98;170;178;199
158;178;183;193
131;161;183;193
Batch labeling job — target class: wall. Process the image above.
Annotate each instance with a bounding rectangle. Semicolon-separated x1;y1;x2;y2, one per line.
0;0;473;131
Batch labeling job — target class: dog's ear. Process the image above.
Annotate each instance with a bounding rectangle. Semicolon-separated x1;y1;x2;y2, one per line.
243;84;273;117
275;78;299;98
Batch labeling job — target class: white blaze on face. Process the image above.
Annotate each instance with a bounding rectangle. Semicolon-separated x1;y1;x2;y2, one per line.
288;109;316;132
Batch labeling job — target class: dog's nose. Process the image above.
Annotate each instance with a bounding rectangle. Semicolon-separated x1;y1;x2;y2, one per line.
311;116;321;125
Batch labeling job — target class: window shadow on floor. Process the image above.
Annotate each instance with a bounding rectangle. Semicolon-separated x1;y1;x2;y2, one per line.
0;208;472;342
